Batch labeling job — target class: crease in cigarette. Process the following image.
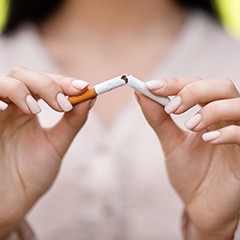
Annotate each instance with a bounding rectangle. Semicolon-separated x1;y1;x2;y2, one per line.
68;75;128;105
126;75;170;106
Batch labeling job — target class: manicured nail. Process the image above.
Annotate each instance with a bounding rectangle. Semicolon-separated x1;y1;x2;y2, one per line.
71;80;89;90
57;93;73;112
202;131;220;142
0;100;8;111
26;95;41;114
146;80;165;90
164;96;182;114
185;113;202;129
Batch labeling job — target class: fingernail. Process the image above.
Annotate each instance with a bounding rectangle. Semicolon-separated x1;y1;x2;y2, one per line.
202;131;220;142
185;113;202;129
26;95;41;114
57;93;73;112
0;100;8;111
146;80;165;90
89;98;96;109
72;80;89;89
164;96;182;114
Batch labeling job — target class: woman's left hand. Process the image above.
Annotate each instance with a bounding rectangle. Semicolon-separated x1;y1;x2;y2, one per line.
136;77;240;240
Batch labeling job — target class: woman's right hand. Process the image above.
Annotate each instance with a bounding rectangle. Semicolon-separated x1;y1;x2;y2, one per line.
0;67;93;238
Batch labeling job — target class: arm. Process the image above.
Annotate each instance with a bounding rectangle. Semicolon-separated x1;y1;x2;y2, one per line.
136;77;240;239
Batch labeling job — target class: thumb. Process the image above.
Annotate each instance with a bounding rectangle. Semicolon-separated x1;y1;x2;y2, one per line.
45;99;95;157
135;91;184;155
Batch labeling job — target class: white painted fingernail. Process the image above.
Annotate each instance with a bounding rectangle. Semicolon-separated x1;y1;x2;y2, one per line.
164;96;182;114
185;113;202;129
26;95;41;114
57;93;73;112
72;80;89;89
202;131;220;142
146;80;165;90
0;100;8;111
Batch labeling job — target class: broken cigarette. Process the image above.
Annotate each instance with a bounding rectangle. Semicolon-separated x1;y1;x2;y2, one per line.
126;75;170;106
68;75;128;105
68;74;169;106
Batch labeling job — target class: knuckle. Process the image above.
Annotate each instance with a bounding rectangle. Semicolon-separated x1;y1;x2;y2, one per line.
58;77;72;87
227;125;240;139
7;67;26;77
162;77;174;86
42;78;60;92
184;83;197;96
11;80;26;92
222;78;237;93
205;101;222;119
174;77;183;88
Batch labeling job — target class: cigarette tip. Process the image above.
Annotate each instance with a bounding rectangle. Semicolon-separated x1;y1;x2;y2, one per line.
121;74;129;84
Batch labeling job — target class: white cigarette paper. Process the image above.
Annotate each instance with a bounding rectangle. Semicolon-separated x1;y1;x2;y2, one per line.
127;75;170;106
94;76;127;95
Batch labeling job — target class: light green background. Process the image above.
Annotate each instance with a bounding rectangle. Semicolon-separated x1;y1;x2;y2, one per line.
0;0;8;31
215;0;240;36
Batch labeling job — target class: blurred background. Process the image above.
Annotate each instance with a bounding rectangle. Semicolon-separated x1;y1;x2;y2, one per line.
215;0;240;37
0;0;240;37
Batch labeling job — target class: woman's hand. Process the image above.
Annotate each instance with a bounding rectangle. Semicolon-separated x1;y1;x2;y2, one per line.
0;67;93;238
137;77;240;240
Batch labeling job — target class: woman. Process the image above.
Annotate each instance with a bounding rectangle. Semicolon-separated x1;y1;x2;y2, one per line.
1;0;240;239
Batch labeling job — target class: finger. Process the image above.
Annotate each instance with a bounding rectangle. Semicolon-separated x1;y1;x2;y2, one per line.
45;99;95;156
202;126;240;146
136;91;184;156
184;98;240;131
146;77;200;96
44;72;89;96
8;67;72;112
0;76;41;114
165;78;239;114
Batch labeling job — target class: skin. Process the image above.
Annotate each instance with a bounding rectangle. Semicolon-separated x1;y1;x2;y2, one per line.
1;0;238;239
0;67;93;238
1;0;186;237
136;77;240;239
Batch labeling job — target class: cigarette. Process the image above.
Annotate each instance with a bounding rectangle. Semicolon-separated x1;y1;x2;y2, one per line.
68;75;128;105
126;75;170;106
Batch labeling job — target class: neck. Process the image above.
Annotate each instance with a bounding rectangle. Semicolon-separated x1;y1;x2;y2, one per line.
40;0;185;40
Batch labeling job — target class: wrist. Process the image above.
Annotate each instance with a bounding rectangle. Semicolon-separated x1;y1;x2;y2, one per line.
0;203;28;239
182;210;239;240
0;220;19;239
0;219;35;240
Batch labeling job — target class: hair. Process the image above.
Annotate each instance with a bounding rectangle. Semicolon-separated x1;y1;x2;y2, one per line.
176;0;215;15
2;0;216;35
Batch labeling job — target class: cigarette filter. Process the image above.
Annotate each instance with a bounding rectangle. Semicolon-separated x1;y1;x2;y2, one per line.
69;75;128;105
126;75;170;106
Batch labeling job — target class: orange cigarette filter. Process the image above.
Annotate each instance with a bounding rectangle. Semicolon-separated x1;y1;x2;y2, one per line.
68;88;97;105
68;75;128;105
